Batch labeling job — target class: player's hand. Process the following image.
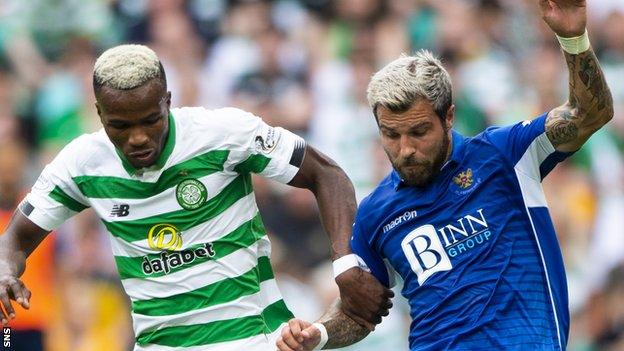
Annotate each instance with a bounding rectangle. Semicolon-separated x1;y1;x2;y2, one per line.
335;267;393;331
539;0;586;37
0;275;31;326
276;318;321;351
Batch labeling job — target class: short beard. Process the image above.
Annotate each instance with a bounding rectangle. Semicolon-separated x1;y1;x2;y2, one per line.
393;130;450;187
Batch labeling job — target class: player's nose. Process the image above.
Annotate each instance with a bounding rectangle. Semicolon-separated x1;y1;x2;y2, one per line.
128;127;150;148
399;135;416;159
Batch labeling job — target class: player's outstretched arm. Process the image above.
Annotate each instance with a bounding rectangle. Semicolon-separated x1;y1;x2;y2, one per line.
288;145;393;330
540;0;614;152
0;207;49;325
276;299;371;351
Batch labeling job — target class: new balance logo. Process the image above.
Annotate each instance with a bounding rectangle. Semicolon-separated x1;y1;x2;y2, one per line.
110;204;130;217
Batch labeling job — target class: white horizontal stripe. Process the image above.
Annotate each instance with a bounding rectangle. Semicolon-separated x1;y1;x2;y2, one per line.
122;238;271;300
224;149;254;170
267;322;289;350
89;171;238;221
134;334;273;351
132;278;282;334
108;194;258;257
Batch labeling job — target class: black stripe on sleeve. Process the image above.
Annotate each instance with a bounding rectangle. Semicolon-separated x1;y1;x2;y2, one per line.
20;200;34;216
289;139;306;168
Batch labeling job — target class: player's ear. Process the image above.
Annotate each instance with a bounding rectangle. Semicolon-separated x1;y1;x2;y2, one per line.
95;102;104;124
444;104;455;130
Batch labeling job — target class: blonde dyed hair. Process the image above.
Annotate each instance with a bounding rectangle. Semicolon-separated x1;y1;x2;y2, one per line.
367;50;452;118
93;44;163;90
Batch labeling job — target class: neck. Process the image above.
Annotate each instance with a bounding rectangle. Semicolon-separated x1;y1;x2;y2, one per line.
443;130;453;166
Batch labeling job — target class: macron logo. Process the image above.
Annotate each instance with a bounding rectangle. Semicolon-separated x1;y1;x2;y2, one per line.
383;210;418;233
522;120;532;126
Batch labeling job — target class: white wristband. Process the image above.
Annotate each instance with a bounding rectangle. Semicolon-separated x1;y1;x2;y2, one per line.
556;29;590;55
332;254;369;278
312;322;328;350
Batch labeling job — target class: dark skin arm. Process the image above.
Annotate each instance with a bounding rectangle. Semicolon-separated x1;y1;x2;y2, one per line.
288;145;393;330
0;206;48;325
540;0;614;151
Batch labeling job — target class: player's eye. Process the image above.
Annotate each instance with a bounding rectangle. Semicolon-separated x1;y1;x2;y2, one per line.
410;125;430;137
144;115;162;125
108;122;129;129
410;129;427;137
383;130;400;139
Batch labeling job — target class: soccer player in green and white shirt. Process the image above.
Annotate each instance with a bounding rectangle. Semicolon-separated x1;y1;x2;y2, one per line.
0;45;393;350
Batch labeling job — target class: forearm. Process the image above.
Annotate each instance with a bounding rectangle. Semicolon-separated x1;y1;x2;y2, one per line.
313;163;356;259
318;299;371;349
546;45;614;150
291;146;357;259
564;47;613;124
0;209;49;277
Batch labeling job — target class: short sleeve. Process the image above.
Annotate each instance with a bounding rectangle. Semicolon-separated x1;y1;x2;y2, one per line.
21;139;90;231
222;108;306;184
351;218;394;288
483;112;573;180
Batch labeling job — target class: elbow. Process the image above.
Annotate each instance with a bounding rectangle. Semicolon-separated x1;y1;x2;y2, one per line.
602;92;615;124
315;152;351;182
604;104;615;124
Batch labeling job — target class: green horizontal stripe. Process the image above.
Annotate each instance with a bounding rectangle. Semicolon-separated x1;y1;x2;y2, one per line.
132;256;273;316
263;298;294;333
103;174;252;243
115;214;266;279
234;154;271;174
48;186;89;212
73;150;229;199
136;299;292;347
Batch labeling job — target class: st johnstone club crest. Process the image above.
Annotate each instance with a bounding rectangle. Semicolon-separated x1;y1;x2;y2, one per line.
176;179;207;210
453;168;474;189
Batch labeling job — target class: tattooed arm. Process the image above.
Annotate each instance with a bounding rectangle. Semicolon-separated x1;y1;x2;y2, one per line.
540;0;614;152
318;299;371;349
276;299;372;350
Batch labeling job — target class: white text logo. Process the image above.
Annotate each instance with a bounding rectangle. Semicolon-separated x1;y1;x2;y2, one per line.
383;210;418;233
401;209;491;285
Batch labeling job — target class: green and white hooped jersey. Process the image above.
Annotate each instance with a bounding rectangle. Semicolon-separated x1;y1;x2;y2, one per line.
21;107;307;350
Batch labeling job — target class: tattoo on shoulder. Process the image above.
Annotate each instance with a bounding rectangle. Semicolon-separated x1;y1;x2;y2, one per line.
546;106;579;147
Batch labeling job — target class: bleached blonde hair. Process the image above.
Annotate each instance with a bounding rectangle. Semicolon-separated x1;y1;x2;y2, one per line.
93;44;164;90
367;50;452;119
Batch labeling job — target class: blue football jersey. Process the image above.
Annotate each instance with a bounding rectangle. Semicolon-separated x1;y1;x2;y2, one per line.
351;113;572;350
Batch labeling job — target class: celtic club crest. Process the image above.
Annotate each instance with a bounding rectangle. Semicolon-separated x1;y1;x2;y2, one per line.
176;179;207;210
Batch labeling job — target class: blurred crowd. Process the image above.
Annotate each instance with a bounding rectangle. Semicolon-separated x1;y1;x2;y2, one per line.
0;0;623;350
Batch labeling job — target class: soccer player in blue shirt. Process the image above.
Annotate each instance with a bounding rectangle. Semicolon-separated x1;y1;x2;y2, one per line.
276;1;613;350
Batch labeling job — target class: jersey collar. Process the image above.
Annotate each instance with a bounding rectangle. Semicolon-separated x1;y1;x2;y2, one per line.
116;111;176;176
391;130;466;190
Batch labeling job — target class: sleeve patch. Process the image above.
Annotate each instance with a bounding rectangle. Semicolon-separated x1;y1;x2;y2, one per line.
32;172;54;193
254;125;282;154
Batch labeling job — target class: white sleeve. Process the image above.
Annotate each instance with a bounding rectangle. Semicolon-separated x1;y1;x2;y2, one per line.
20;138;90;231
221;108;306;184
